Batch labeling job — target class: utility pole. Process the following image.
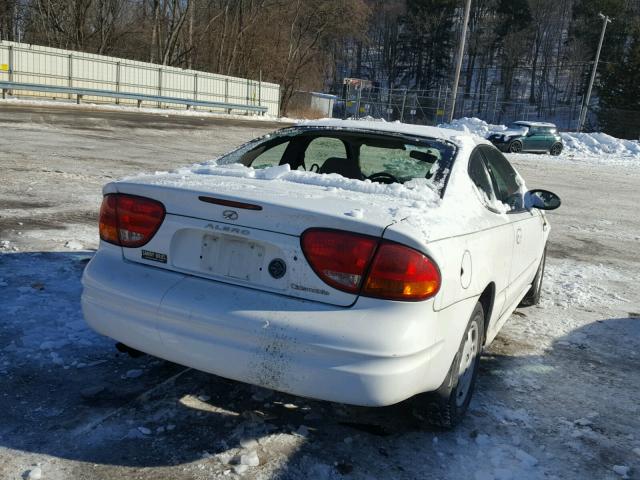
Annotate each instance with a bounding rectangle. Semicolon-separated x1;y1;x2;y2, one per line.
578;13;611;132
448;0;472;123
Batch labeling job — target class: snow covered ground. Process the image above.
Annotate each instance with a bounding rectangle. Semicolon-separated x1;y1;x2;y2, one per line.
1;103;639;480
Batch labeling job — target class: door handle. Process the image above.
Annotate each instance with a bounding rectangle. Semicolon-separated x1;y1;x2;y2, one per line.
516;228;523;244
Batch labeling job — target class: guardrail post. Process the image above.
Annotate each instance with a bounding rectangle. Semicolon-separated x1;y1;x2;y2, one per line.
68;54;73;100
225;78;230;113
246;78;250;115
157;67;162;108
8;45;13;95
192;72;198;110
115;61;121;105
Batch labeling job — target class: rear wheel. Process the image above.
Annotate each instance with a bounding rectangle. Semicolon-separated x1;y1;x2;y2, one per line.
550;143;563;156
508;140;523;153
414;302;484;429
519;247;546;307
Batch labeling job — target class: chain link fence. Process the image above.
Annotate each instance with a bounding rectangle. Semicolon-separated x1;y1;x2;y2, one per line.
332;83;594;132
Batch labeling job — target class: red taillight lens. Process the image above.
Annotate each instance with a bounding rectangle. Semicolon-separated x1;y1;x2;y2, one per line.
99;194;165;247
301;229;378;293
300;228;441;301
362;242;441;301
98;194;119;244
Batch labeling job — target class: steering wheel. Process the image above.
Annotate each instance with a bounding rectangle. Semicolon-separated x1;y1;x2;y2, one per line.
367;172;399;184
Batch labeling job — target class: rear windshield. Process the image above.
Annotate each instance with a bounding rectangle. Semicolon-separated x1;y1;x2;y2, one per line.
217;127;456;193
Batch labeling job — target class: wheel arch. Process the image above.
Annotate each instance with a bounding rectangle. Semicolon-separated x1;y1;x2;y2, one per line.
478;282;495;345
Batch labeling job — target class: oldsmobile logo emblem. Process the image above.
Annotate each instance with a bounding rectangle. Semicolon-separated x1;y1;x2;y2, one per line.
268;258;287;279
222;210;238;221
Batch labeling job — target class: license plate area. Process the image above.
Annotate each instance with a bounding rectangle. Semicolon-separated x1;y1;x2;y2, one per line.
200;234;265;282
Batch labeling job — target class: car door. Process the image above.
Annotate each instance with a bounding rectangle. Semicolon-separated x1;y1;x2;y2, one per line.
466;148;513;319
479;145;545;307
523;126;544;151
541;127;557;151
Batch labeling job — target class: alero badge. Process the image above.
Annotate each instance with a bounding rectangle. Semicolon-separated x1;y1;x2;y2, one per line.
223;210;239;221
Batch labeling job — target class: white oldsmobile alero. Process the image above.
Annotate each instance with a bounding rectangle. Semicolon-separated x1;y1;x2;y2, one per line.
81;119;561;428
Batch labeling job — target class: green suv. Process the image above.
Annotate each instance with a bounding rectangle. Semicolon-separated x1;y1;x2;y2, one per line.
487;121;563;155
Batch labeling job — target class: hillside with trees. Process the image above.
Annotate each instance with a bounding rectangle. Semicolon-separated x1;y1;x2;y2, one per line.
0;0;638;136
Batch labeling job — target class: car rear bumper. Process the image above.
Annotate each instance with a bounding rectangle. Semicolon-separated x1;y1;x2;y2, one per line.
81;248;474;406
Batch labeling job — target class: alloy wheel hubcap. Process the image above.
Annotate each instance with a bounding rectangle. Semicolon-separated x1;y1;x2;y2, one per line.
456;322;479;407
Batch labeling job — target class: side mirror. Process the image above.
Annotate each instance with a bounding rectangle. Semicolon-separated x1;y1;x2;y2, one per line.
525;189;561;210
526;131;536;137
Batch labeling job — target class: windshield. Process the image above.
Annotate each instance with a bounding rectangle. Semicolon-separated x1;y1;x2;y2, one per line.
507;122;528;131
218;126;456;192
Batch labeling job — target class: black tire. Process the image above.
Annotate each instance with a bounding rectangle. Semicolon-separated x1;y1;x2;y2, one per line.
415;302;485;429
550;143;563;156
519;247;546;307
508;140;523;153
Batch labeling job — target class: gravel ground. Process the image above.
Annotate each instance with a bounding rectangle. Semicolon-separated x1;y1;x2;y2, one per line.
1;102;639;480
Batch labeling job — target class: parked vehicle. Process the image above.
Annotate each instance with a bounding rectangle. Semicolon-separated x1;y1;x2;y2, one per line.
82;119;561;428
487;121;564;155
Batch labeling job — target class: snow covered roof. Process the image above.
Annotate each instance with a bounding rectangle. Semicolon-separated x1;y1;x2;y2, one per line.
513;121;556;128
297;118;481;147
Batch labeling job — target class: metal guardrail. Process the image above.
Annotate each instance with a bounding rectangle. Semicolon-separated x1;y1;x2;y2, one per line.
0;81;268;114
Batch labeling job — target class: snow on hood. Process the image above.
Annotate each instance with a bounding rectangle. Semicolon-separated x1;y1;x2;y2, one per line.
498;128;528;137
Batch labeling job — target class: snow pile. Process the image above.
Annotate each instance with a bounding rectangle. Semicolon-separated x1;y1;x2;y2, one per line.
561;131;640;157
439;117;508;138
439;117;640;161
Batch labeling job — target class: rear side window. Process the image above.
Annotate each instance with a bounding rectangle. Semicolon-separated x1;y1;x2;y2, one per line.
480;146;525;212
468;149;497;207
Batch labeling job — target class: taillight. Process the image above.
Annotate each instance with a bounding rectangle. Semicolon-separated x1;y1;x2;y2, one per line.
99;194;165;247
301;229;378;293
362;242;440;301
300;228;440;301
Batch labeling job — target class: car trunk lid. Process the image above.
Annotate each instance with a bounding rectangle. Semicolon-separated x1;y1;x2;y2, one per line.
108;176;402;306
